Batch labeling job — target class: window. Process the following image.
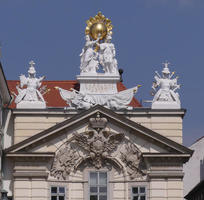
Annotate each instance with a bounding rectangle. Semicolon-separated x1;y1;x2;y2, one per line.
51;186;65;200
89;171;107;200
132;186;146;200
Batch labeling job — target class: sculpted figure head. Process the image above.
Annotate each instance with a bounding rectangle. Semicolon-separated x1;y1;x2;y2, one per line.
28;60;36;78
85;35;90;42
162;62;170;79
106;34;112;43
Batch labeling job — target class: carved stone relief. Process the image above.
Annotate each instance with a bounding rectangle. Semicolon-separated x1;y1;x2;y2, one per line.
50;144;81;180
120;143;146;180
50;112;147;180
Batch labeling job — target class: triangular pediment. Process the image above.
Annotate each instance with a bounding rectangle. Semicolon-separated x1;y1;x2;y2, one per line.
5;105;192;156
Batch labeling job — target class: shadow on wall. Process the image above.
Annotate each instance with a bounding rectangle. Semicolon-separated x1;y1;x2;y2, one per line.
200;158;204;181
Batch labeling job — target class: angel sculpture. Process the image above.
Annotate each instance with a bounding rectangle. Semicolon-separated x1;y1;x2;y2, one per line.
15;61;46;106
151;62;181;109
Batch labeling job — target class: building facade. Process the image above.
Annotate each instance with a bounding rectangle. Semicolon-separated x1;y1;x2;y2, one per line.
2;12;192;200
4;105;192;200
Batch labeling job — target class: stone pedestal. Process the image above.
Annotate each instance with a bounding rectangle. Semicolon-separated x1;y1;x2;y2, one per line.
77;73;120;95
16;101;46;109
152;101;181;109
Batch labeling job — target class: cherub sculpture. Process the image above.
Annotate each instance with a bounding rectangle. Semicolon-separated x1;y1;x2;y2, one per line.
14;60;46;108
151;62;181;109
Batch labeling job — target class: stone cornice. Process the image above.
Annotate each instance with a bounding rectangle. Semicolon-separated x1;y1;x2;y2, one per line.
6;152;54;158
143;153;192;158
11;107;186;117
148;171;184;178
13;172;48;178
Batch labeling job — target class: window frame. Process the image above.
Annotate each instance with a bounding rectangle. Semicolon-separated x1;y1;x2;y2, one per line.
129;182;149;200
83;168;111;200
49;185;66;200
131;186;146;200
88;171;108;200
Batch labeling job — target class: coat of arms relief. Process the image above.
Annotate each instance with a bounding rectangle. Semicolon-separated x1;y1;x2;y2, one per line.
50;112;147;180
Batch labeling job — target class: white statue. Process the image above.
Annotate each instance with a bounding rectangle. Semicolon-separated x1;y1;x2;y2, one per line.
98;34;118;74
15;60;46;108
151;62;181;109
56;85;140;110
80;35;100;74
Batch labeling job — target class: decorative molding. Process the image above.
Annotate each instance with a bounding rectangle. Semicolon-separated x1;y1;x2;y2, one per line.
50;112;148;181
50;144;81;180
50;113;125;180
13;172;48;178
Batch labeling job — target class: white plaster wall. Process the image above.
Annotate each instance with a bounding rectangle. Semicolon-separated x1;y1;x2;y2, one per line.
129;116;183;144
14;115;70;143
14;178;48;200
150;178;183;200
183;137;204;196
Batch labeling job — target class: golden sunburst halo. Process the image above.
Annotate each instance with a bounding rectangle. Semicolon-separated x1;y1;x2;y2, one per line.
85;12;113;40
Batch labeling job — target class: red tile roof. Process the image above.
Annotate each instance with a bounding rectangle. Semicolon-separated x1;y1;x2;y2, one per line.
7;80;141;109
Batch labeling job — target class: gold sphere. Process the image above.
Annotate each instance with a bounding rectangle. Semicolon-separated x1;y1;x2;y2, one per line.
89;23;107;40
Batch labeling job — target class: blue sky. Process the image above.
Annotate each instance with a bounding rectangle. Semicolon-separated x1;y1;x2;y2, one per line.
0;0;203;146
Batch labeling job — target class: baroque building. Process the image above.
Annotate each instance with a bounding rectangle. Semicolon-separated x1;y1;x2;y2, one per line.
2;12;192;200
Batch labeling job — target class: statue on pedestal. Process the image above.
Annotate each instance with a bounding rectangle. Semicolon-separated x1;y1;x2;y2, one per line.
56;12;141;110
80;11;118;75
14;60;46;108
98;34;118;74
80;35;100;74
151;62;181;109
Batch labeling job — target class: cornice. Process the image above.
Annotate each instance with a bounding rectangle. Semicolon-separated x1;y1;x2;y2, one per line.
12;107;186;117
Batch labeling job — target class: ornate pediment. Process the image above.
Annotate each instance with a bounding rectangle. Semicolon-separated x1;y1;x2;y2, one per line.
5;106;192;165
50;112;146;180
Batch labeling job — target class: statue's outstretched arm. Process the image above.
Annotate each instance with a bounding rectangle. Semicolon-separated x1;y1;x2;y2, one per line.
19;74;27;88
172;84;180;92
39;76;45;81
36;76;45;88
154;75;160;85
36;90;45;102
